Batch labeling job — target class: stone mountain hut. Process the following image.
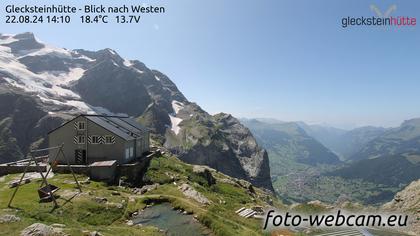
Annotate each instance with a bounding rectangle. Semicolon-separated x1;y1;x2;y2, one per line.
48;114;150;165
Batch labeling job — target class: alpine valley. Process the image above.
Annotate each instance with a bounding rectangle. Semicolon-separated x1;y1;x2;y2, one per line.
242;118;420;205
0;32;419;236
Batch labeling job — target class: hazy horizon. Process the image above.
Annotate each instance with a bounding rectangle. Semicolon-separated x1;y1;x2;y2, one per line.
237;116;416;130
2;0;419;128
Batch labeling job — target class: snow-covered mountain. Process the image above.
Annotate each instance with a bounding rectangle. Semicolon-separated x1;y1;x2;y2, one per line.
0;32;273;191
1;32;93;113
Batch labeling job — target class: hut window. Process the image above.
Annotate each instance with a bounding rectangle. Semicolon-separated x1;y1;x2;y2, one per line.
105;135;115;144
74;135;85;144
77;121;86;130
125;147;130;159
91;135;100;144
129;147;134;158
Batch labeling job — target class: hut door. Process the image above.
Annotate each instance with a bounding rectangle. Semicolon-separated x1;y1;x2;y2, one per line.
75;149;87;164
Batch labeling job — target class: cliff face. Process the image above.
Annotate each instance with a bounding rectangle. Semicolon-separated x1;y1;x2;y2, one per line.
0;89;63;163
0;32;273;191
169;113;274;191
213;114;273;191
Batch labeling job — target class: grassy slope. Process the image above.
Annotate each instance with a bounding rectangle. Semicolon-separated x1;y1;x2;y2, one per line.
0;173;162;236
0;154;284;236
141;155;285;235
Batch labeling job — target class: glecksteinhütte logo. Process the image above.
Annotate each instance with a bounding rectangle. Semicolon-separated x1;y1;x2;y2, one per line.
341;4;416;28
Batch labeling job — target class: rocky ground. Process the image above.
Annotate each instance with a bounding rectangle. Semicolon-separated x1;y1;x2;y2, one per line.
382;180;420;236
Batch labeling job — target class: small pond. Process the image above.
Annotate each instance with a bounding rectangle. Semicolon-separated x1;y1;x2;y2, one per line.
132;202;212;236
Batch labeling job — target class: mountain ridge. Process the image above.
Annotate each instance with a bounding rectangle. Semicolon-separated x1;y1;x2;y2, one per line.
241;119;341;168
351;118;420;161
0;32;273;191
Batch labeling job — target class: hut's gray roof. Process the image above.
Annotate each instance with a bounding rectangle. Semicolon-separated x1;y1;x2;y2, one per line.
48;114;148;141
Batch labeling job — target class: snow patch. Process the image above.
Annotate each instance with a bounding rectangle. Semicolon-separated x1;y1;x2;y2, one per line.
132;67;144;74
65;100;92;112
0;35;18;44
23;44;72;59
154;75;161;81
78;55;96;62
169;100;186;135
123;59;144;74
0;33;15;37
50;85;80;99
172;100;184;114
123;59;145;75
169;115;183;135
123;59;133;67
71;51;96;62
107;49;117;55
39;67;85;86
145;102;154;110
111;60;119;67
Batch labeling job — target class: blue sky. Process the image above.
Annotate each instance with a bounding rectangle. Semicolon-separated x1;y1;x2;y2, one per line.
1;0;419;129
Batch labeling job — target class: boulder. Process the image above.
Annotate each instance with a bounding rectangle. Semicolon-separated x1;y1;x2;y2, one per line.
94;197;107;203
178;183;211;205
89;231;103;236
133;184;159;195
20;223;66;236
192;165;216;186
0;214;21;223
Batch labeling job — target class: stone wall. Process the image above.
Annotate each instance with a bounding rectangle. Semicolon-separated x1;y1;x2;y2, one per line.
52;165;90;175
0;165;47;176
1;150;160;185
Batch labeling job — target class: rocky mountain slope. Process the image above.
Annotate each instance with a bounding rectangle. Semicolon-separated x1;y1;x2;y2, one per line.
382;179;420;235
241;119;340;173
166;114;273;191
382;179;420;213
0;32;273;191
